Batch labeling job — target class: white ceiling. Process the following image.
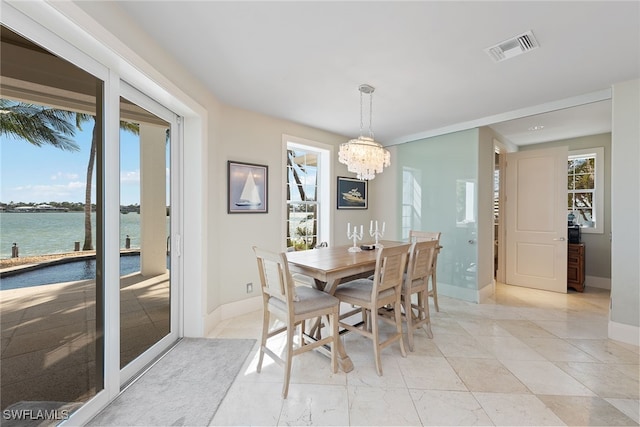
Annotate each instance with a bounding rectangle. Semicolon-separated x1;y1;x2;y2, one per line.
107;1;638;146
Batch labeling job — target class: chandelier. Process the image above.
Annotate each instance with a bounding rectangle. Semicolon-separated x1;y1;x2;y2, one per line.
338;84;390;180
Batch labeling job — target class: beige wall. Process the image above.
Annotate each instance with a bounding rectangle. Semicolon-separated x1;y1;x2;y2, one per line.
610;79;640;334
519;133;612;283
369;146;400;241
212;105;349;308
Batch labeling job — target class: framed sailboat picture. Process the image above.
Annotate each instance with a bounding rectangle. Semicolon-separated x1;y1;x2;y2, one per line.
337;176;367;209
227;161;268;213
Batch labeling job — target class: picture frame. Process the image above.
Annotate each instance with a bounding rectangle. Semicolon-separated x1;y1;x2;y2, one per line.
337;176;368;209
227;161;268;213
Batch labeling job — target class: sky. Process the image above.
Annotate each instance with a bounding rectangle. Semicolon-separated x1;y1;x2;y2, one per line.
1;125;146;206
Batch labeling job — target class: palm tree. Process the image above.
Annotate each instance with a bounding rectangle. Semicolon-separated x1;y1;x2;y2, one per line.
75;115;139;250
1;98;140;251
286;150;317;250
0;99;79;151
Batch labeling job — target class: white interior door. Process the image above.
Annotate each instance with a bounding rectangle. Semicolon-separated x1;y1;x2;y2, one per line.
506;146;568;292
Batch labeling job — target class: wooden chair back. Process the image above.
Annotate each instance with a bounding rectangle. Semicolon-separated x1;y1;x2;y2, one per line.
406;240;438;286
409;230;441;243
370;244;410;296
253;246;296;305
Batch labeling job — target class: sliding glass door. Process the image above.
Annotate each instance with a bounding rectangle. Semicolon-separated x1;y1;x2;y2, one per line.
0;17;181;422
119;84;180;384
0;25;105;416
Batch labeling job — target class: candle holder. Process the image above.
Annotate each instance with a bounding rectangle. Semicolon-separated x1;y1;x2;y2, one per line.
347;223;363;252
369;220;386;248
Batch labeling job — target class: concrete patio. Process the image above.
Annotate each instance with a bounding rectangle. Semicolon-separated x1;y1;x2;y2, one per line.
0;271;170;411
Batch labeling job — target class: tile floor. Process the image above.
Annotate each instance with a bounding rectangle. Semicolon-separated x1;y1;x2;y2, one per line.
207;283;639;426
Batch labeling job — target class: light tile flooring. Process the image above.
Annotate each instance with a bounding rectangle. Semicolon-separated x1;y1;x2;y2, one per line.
207;284;639;426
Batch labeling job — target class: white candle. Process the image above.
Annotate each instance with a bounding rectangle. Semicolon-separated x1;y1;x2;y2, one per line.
382;221;385;233
375;220;379;232
360;225;363;235
348;222;351;235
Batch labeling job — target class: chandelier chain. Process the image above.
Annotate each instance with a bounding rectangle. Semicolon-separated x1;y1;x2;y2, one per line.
368;90;374;138
359;89;364;136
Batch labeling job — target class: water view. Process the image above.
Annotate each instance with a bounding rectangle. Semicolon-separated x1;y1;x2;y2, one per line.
0;212;147;258
0;255;141;290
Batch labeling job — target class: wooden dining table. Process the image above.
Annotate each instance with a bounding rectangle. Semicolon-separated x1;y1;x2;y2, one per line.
286;240;409;372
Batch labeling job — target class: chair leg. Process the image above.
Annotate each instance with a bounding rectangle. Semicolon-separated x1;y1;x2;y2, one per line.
418;289;433;339
362;307;370;331
282;323;294;399
257;309;269;373
330;311;338;374
394;298;407;358
431;271;439;312
403;293;415;352
371;308;383;376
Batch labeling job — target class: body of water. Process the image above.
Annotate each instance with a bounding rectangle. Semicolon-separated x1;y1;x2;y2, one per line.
0;255;142;290
0;212;149;258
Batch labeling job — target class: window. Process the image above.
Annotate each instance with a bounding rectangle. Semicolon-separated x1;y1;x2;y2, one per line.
568;147;604;233
284;136;331;250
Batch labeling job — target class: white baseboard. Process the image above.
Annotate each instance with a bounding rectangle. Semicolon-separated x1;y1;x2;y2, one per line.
586;275;611;290
478;281;496;303
608;320;640;347
204;295;262;336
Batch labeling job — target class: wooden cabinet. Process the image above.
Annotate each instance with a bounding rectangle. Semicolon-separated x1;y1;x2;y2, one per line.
568;243;585;292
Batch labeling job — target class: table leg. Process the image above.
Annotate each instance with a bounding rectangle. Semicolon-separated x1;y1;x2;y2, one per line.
305;278;356;372
303;326;354;373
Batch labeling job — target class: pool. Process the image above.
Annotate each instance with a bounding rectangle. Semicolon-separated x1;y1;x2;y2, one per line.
0;255;154;290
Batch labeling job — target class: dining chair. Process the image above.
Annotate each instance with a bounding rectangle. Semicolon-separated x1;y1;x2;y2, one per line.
409;230;442;312
333;244;410;376
401;239;438;351
252;246;340;398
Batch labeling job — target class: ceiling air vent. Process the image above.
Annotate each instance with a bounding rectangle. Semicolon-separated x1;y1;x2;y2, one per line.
485;30;539;62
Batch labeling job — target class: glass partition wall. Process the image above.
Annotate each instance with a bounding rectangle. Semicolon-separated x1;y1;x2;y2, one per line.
398;129;480;297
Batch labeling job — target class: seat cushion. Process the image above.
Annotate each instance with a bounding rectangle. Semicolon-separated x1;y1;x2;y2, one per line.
334;278;394;304
268;285;338;316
